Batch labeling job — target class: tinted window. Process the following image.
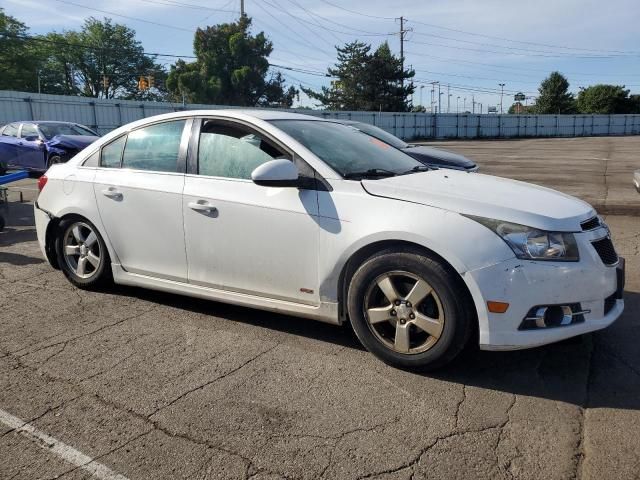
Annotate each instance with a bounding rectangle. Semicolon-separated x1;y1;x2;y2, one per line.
271;120;421;176
38;123;97;139
101;136;126;168
3;124;18;137
349;122;408;149
122;120;185;173
198;121;287;179
20;123;39;139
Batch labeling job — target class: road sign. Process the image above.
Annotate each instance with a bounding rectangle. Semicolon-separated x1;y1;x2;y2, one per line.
514;92;526;101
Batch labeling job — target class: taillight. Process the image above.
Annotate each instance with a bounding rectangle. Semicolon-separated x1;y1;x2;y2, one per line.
37;174;48;192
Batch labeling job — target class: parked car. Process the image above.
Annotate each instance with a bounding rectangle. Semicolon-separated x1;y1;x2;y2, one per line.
34;111;624;370
0;121;99;171
331;119;478;172
634;169;640;192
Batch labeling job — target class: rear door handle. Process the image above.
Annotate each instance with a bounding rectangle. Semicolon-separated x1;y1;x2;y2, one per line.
188;200;217;214
101;187;122;199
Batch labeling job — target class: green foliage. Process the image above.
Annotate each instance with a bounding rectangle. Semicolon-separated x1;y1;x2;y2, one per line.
576;84;638;114
0;9;39;92
38;18;167;99
534;71;576;114
166;17;296;107
302;41;415;111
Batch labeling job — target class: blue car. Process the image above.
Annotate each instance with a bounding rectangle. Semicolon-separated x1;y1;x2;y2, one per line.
0;121;100;171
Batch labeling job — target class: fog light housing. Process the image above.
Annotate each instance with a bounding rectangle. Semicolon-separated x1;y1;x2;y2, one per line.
519;304;589;330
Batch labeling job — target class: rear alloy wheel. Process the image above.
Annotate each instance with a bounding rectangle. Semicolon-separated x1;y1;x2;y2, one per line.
56;218;111;289
347;250;473;370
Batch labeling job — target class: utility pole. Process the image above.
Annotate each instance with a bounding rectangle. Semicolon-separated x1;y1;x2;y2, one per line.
446;84;450;113
499;83;505;114
397;17;411;90
437;82;441;114
472;95;475;114
240;0;245;17
456;96;460;113
463;97;466;111
419;85;424;108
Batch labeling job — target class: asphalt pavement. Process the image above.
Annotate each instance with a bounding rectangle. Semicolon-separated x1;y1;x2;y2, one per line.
1;137;639;479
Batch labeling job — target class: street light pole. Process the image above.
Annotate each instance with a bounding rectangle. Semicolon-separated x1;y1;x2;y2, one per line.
499;83;505;114
438;82;441;114
420;85;424;109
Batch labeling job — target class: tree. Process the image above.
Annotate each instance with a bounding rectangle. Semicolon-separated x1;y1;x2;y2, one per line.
38;18;167;99
0;9;39;92
534;72;575;114
166;17;296;107
302;41;415;111
576;84;636;114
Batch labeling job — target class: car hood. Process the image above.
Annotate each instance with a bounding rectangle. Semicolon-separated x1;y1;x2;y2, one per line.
46;135;99;150
404;145;477;170
361;170;596;232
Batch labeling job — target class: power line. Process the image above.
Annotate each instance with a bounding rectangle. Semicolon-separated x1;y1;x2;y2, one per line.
315;0;395;20
406;18;640;56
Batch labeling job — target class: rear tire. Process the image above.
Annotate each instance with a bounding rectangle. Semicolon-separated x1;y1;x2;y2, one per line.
47;155;63;168
55;217;112;289
347;249;473;371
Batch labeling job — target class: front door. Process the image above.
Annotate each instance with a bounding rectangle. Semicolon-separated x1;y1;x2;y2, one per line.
183;118;320;305
93;119;190;281
16;123;46;169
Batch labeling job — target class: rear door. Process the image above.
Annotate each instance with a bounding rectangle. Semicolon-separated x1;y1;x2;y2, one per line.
16;123;46;169
0;124;20;167
182;117;321;305
93;118;191;281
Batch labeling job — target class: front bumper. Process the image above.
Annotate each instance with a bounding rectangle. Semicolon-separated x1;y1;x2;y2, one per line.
464;230;624;350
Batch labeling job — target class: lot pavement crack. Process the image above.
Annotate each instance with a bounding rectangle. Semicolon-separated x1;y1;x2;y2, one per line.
454;384;467;429
14;304;158;361
147;343;280;419
574;337;595;480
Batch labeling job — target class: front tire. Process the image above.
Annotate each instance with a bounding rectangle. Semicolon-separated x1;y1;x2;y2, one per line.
55;217;112;289
347;249;473;371
47;155;63;168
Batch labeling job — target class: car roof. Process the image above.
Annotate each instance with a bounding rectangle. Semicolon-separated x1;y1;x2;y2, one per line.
194;109;324;121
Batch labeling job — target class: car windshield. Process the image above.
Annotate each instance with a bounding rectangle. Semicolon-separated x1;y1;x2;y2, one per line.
38;123;97;139
346;122;409;150
270;120;423;178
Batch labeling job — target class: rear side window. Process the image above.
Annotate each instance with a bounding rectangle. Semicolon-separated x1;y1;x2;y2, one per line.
101;136;126;168
2;124;18;137
122;120;186;173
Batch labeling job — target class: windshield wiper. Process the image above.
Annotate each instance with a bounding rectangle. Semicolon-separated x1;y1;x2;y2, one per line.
343;168;397;179
400;165;431;175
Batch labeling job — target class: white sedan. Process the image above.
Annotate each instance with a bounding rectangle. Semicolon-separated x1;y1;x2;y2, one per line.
34;111;625;370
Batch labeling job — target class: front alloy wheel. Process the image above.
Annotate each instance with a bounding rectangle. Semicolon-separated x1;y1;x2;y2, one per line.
364;272;444;354
347;250;473;370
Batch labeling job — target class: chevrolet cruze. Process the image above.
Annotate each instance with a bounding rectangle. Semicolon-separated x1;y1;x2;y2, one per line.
34;111;625;370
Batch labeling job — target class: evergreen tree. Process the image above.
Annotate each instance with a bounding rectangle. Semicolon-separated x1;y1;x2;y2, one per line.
303;41;414;111
166;17;297;107
534;72;575;114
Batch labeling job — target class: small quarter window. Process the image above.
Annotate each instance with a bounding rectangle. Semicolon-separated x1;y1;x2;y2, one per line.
83;151;100;167
101;136;126;168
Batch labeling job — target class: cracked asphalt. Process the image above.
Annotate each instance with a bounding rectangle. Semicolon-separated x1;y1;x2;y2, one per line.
1;149;640;479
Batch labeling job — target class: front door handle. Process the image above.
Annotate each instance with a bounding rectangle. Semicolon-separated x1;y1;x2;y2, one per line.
101;187;122;199
188;200;217;214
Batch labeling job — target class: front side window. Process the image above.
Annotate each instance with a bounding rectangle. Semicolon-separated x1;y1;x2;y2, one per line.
3;124;18;137
122;120;186;173
101;136;126;168
20;123;39;139
198;120;287;179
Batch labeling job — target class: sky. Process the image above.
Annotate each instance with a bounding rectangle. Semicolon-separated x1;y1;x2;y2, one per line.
3;0;640;111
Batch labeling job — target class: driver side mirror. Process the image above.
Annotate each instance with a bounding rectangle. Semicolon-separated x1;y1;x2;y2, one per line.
251;159;299;187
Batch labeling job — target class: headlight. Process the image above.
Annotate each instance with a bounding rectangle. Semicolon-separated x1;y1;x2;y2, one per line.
467;216;579;261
